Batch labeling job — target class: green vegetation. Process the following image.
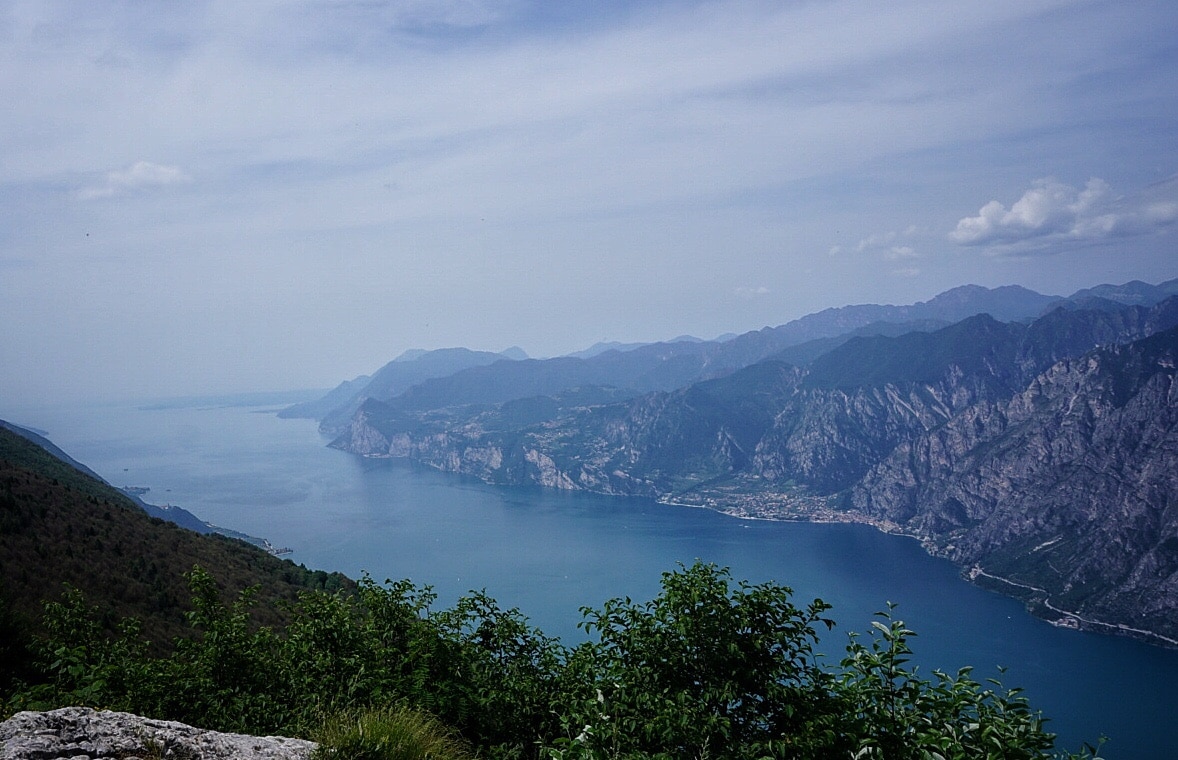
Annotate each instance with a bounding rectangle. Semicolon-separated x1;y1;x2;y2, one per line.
313;705;474;760
1;564;1101;759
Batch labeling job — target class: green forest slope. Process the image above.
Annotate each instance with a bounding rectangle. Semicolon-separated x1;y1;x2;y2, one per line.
0;426;349;659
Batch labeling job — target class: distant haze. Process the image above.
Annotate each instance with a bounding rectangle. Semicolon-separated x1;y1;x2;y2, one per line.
2;1;1177;407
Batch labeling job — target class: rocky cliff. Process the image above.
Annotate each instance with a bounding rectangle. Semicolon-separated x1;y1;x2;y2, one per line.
851;326;1178;643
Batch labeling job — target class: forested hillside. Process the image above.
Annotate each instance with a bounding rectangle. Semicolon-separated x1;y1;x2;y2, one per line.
0;425;349;668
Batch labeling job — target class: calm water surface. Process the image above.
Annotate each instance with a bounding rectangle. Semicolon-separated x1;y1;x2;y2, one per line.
11;397;1178;759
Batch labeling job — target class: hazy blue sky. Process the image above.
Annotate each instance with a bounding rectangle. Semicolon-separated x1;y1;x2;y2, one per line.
3;0;1177;406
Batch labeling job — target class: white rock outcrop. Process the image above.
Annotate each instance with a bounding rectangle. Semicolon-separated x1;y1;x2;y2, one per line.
0;707;316;760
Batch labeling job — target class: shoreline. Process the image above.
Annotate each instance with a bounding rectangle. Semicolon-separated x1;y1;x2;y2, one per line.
661;493;1178;650
969;566;1178;648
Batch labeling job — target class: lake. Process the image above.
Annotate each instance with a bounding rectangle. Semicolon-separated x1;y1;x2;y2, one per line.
10;395;1178;759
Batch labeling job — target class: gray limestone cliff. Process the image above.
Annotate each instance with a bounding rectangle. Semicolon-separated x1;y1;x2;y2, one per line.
850;327;1178;643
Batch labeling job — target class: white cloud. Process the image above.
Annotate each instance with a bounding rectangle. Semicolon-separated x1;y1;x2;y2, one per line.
949;176;1178;251
734;285;770;298
886;245;917;260
79;161;190;199
856;231;897;252
852;228;920;260
1146;201;1178;224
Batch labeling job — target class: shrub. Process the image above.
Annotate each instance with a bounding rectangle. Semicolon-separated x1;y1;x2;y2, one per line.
313;705;473;760
552;563;845;758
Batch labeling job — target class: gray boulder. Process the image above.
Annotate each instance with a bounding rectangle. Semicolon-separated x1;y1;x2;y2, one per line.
0;707;316;760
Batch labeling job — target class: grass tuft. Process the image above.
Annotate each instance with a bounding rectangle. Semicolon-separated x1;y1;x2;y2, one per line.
313;705;474;760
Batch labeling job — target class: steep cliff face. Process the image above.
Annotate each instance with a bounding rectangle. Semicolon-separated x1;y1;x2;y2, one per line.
751;380;967;493
851;327;1178;640
337;404;394;454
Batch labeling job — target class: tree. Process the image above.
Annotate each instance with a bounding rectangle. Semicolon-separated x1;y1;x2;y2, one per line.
553;563;845;758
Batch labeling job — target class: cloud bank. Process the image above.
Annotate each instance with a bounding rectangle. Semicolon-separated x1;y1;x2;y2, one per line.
950;177;1178;253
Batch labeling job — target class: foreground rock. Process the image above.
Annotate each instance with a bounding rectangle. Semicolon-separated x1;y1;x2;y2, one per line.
0;707;315;760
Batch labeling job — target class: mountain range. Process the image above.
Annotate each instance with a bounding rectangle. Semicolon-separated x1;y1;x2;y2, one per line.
298;278;1178;644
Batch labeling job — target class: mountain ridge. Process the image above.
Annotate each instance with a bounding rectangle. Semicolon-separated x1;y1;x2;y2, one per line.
326;283;1178;644
301;279;1178;437
304;282;1087;436
278;347;523;429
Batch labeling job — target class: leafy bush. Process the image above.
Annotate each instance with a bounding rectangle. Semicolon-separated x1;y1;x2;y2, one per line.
553;563;844;758
836;608;1064;759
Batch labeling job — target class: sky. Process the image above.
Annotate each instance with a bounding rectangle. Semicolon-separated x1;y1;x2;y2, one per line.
2;0;1178;407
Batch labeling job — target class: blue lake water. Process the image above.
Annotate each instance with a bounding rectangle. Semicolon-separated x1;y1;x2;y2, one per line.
10;396;1178;759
